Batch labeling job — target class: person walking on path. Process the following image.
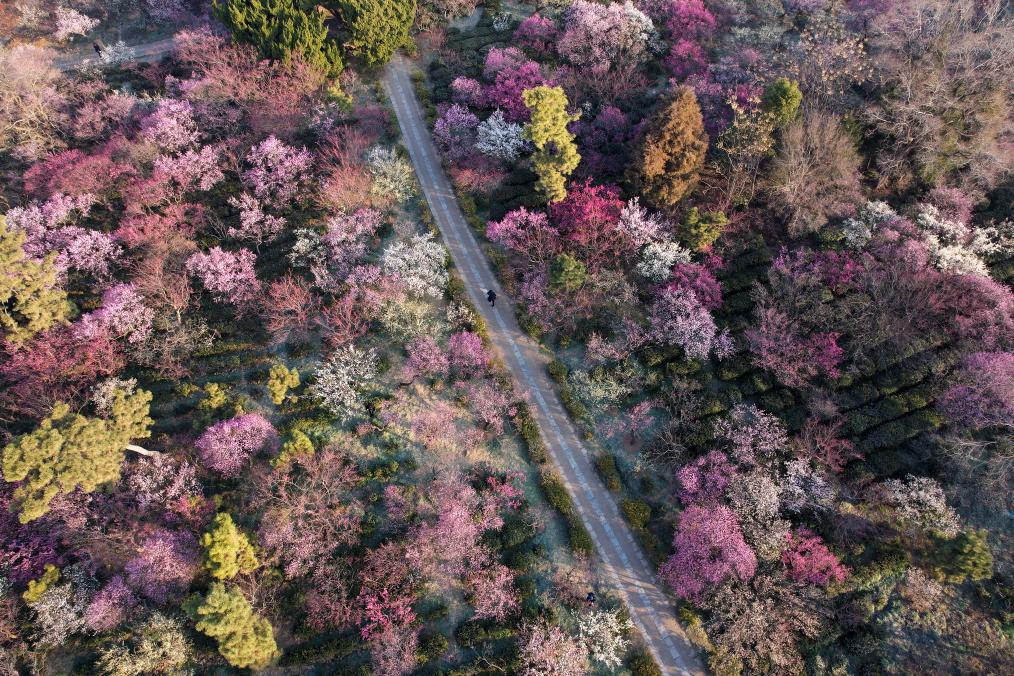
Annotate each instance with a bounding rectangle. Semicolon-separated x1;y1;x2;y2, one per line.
92;40;104;55
486;289;497;307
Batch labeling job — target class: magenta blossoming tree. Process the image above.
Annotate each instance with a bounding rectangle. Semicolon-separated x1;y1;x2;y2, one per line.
485;61;550;123
451;76;485;107
124;529;201;604
195;413;280;477
487;207;562;268
937;351;1013;430
659;505;757;601
404;336;450;381
186;247;260;307
84;575;138;632
781;529;848;586
514;14;557;55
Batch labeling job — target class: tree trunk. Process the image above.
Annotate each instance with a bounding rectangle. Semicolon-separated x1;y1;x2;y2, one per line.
125;444;161;457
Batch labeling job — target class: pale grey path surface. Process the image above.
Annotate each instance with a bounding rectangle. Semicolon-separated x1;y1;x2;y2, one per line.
54;37;177;71
383;55;705;676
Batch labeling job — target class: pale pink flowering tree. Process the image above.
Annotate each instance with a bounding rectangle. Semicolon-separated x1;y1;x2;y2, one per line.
404;336;450;380
937;351;1014;430
185;247;260;307
712;404;789;468
226;193;287;246
519;623;587;676
242;135;314;208
124;529;201;604
53;7;99;42
145;0;187;21
140;99;201;152
746;307;843;388
195;413;280;477
467;563;519;621
84;575;137;632
557;0;654;75
483;47;529;80
649;286;732;360
448;331;490;377
75;283;155;344
152;145;226;196
781;529;848;586
675;451;735;506
450;76;485;107
371;625;419;676
464;380;516;435
659;504;757;601
617;197;668;248
486;207;562;268
124;454;200;512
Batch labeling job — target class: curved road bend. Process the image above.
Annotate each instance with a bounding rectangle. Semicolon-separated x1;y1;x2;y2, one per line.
383;56;705;675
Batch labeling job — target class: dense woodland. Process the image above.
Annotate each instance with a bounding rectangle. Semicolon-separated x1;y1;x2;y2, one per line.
0;0;1012;674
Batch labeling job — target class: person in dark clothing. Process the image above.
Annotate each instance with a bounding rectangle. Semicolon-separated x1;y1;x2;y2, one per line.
586;591;596;606
93;41;103;55
486;289;497;307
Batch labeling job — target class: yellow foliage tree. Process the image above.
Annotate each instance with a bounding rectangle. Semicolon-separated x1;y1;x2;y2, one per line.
522;86;581;203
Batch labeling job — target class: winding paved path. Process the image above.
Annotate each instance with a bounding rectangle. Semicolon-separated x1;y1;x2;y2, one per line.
383;56;705;675
54;37;177;71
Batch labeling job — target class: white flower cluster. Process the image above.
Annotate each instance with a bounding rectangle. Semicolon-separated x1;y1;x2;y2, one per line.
882;475;961;538
366;146;417;204
577;609;631;669
310;345;378;417
381;232;449;299
475;110;526;162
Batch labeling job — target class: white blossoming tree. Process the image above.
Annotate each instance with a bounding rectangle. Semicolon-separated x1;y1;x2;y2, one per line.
310;346;378;418
576;609;631;669
381;232;448;298
475;109;526;162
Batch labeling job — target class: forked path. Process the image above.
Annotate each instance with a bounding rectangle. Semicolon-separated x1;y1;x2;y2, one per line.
384;56;704;675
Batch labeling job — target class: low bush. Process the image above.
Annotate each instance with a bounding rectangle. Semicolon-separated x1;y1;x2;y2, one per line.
595;454;622;492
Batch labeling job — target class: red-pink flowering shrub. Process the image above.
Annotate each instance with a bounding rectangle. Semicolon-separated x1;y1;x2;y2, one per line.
467;563;519;621
84;575;137;632
669;262;722;310
404;336;450;380
665;39;708;80
433;104;479;160
550;181;631;270
195;413;280;477
649;286;732;360
485;61;550;122
746;307;843;388
124;529;200;604
937;351;1014;430
487;207;562;268
659;505;757;601
140;99;201;152
663;0;717;40
357;588;416;641
185;247;260;307
514;14;557;55
24;147;134;200
448;331;490;377
75;283;155;345
1;326;125;417
676;451;735;506
261;274;319;344
781;529;848;586
793;418;862;474
242;135;313;208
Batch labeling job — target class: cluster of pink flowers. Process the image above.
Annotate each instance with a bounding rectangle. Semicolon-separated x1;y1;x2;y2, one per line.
433;104;480;160
140;99;201;152
448;331;490;377
185;246;260;306
84;576;137;632
124;529;200;604
195;413;280;476
242;135;314;208
781;529;848;586
75;283;155;344
676;450;736;506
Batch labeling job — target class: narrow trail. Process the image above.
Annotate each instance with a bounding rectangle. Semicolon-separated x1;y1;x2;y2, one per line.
54;36;177;71
383;55;705;675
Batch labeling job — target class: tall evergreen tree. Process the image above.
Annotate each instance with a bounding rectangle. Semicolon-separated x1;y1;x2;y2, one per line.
335;0;416;67
215;0;344;77
522;85;581;204
187;583;279;670
628;86;708;209
202;513;260;580
0;216;71;345
2;389;153;522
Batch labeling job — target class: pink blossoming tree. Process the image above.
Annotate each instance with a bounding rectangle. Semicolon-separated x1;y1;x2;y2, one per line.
195;413;280;477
